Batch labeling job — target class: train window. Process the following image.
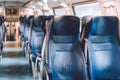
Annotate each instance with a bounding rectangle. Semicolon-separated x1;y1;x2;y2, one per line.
73;3;101;17
44;9;54;16
54;8;65;15
44;11;50;15
36;9;43;15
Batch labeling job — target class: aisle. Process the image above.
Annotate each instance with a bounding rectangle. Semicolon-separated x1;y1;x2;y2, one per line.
0;41;36;80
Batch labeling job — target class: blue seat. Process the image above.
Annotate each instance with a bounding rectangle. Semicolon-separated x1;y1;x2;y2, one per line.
45;15;86;80
23;16;33;42
81;16;93;52
87;16;120;80
0;15;5;56
19;16;25;37
30;16;47;63
22;16;34;49
0;15;6;41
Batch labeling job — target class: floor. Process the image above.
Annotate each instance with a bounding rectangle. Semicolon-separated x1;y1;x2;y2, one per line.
0;41;37;80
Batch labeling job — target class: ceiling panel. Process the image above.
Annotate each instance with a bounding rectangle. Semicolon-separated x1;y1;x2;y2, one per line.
0;0;30;8
47;0;92;8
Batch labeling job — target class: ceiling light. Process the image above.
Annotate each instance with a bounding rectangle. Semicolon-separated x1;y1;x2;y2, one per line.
54;0;58;1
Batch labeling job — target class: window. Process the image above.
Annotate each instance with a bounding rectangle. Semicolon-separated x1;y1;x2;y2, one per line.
36;9;43;15
44;10;54;16
54;8;65;15
44;11;50;15
74;3;101;17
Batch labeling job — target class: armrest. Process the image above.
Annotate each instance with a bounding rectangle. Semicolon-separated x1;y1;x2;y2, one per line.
44;63;52;80
84;38;94;63
26;40;29;44
84;38;89;43
36;56;42;62
84;38;90;64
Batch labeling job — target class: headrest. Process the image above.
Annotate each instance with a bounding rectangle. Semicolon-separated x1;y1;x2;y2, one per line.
81;16;93;40
33;16;47;27
91;16;118;35
22;16;26;23
1;16;5;22
25;16;34;25
50;15;80;36
0;15;5;26
19;16;23;23
82;16;93;28
19;16;22;21
41;15;54;32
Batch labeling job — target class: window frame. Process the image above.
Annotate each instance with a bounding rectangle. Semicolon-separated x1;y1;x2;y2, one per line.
53;6;66;15
72;1;101;17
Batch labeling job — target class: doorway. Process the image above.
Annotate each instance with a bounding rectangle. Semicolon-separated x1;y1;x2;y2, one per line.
5;22;19;41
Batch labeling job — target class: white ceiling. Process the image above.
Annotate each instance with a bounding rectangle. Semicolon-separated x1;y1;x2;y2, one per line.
0;0;30;8
0;0;93;8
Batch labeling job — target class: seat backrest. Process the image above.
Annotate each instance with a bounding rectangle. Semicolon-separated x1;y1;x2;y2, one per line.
41;15;54;33
87;16;120;79
23;16;34;41
30;16;47;54
0;15;6;41
1;16;5;23
90;16;118;36
0;15;3;26
19;16;24;35
48;15;86;80
81;16;93;52
32;16;47;28
25;16;34;27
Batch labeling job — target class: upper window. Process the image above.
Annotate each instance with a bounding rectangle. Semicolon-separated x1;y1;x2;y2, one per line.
44;11;50;15
74;3;101;17
44;10;54;16
54;8;65;15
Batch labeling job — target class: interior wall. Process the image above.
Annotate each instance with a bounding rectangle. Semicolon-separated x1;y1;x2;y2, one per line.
98;0;120;19
115;0;120;20
115;0;120;43
48;0;92;8
97;0;120;42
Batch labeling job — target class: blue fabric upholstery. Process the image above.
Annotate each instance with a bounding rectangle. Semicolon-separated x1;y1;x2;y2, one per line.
19;16;25;37
87;16;120;80
30;27;44;53
48;15;86;80
23;16;34;42
0;41;3;56
81;16;93;51
0;16;5;55
0;16;6;41
30;16;47;62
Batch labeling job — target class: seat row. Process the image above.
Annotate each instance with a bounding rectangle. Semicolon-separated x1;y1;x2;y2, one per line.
19;15;120;80
0;15;6;60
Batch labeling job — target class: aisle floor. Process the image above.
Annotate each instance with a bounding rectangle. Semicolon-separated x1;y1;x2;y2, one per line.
0;41;37;80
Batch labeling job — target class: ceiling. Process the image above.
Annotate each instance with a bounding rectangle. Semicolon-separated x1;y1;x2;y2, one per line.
0;0;30;8
0;0;93;8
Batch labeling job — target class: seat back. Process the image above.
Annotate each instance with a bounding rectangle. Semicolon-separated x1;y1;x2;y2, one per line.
30;16;50;62
19;16;25;36
48;15;86;80
0;16;6;41
23;16;34;41
81;16;93;52
87;16;120;79
30;16;47;54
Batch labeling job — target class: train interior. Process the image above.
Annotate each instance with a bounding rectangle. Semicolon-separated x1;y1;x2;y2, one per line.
0;0;120;80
